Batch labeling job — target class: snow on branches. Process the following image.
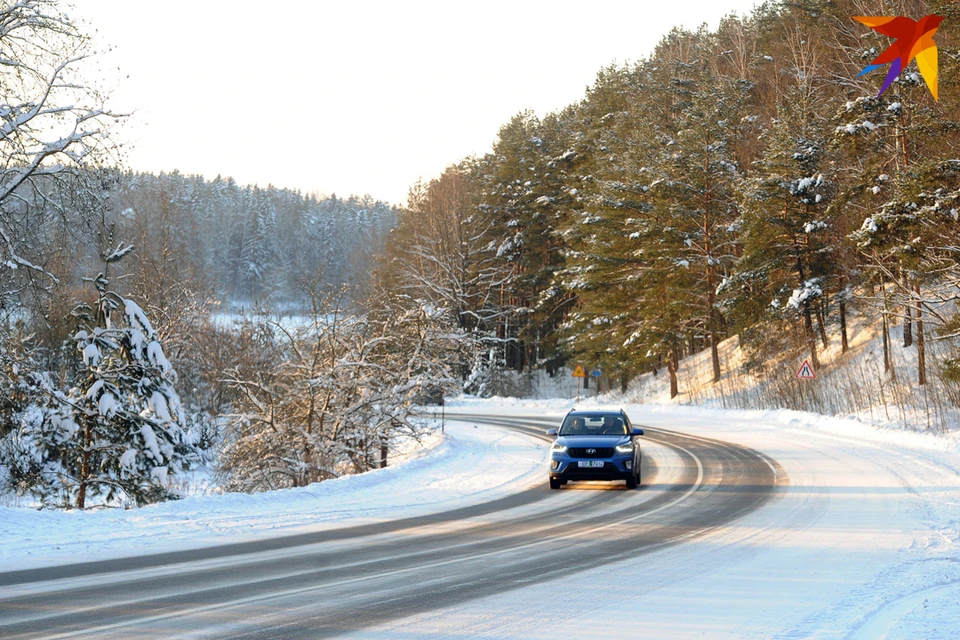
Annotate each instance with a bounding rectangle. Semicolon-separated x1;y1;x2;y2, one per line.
2;276;198;508
218;286;459;493
0;1;122;284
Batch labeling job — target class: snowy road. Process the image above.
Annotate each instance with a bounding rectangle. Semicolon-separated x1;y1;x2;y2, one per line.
0;413;781;639
349;404;960;639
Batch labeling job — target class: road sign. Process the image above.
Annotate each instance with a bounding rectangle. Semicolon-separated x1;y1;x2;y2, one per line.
796;359;816;380
590;370;602;377
572;364;586;378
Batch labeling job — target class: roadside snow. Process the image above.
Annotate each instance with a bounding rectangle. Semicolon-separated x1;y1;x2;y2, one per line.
0;418;548;572
352;398;960;640
6;395;960;638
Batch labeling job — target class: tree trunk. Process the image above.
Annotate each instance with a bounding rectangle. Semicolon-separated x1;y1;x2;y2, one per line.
380;441;388;468
77;420;92;509
903;300;913;347
816;298;829;348
703;177;721;385
881;280;893;377
668;348;679;399
916;283;926;385
708;289;721;383
882;311;890;373
839;298;849;354
710;330;721;383
794;237;819;369
803;301;820;370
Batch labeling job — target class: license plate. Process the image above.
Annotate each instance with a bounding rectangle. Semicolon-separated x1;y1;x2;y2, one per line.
578;461;604;468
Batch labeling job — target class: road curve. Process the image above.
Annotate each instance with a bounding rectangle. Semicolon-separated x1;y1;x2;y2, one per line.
0;413;785;639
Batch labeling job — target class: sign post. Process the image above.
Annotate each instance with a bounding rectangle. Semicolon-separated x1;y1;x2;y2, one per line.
590;369;602;394
572;364;586;403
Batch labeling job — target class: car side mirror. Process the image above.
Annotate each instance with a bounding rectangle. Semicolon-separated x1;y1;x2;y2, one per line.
632;428;644;436
546;428;558;436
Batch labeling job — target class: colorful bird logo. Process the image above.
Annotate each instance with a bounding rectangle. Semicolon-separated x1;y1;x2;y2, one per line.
854;14;944;101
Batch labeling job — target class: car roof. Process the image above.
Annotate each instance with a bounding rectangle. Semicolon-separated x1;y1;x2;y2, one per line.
565;409;625;416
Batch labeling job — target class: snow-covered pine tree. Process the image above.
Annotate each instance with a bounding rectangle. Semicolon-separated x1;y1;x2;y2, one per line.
239;188;283;302
474;110;578;373
733;112;835;371
650;33;749;384
555;61;661;390
70;273;198;507
8;271;199;508
0;327;61;497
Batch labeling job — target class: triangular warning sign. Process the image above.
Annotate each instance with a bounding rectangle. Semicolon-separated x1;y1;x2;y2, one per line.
572;364;586;378
796;359;816;380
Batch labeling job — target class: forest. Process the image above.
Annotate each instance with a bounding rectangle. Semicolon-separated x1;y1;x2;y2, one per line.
382;0;960;424
4;0;960;508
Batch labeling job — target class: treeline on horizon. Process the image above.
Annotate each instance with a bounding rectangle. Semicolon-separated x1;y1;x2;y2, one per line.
378;0;960;404
109;171;397;304
11;169;396;347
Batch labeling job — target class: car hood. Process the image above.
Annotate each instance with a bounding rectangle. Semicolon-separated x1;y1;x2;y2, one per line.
555;435;631;448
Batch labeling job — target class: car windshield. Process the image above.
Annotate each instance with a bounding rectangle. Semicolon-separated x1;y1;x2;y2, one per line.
559;413;627;436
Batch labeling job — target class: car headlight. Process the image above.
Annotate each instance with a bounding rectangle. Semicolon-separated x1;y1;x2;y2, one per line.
615;442;634;453
551;443;568;454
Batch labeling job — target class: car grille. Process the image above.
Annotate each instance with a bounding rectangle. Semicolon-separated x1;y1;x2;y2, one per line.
568;447;615;458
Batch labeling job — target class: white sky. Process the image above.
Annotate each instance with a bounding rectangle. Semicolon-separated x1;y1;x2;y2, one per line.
69;1;760;206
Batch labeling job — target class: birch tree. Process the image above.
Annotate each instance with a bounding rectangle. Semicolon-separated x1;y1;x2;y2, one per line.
0;0;120;285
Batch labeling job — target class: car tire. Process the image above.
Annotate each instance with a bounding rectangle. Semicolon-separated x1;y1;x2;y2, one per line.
549;478;562;490
626;474;638;490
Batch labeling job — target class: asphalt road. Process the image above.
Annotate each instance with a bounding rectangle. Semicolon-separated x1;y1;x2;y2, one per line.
0;413;785;639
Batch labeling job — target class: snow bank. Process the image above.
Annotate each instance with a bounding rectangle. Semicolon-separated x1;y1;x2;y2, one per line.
345;398;960;640
0;419;548;572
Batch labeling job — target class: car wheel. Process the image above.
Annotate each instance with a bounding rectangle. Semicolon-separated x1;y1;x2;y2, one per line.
626;474;638;490
549;478;562;490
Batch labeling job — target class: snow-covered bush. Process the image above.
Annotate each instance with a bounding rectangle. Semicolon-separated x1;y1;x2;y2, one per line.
217;287;459;493
464;347;529;397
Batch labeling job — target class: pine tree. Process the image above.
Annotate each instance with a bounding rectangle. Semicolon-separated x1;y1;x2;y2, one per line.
5;270;198;508
556;61;660;388
733;112;835;370
649;38;750;383
474;110;580;372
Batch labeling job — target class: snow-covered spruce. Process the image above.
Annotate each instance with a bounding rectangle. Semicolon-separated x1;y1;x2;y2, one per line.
5;285;199;509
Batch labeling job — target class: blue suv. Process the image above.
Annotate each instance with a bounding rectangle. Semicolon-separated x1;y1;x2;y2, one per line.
546;409;644;490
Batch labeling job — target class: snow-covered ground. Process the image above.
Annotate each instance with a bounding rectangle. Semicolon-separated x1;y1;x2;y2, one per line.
350;398;960;639
0;417;547;572
620;300;960;433
6;396;960;638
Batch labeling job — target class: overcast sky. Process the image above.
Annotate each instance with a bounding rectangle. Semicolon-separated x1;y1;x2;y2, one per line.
70;1;761;205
